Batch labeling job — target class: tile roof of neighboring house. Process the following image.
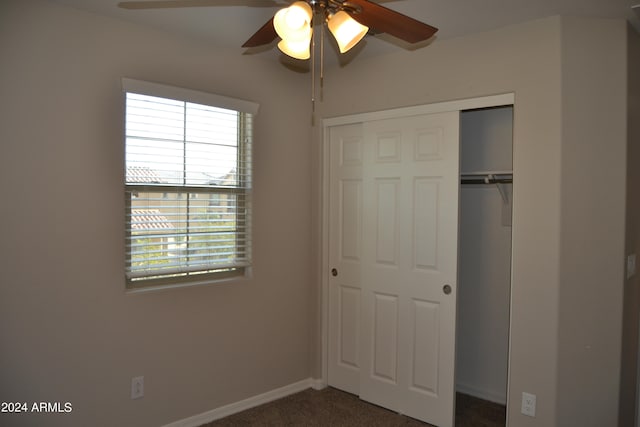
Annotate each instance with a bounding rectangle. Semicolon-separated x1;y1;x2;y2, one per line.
206;167;237;186
131;209;174;231
126;166;166;184
126;165;237;186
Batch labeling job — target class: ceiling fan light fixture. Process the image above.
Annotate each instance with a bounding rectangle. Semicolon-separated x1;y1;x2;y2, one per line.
327;10;369;54
274;1;313;42
278;36;312;60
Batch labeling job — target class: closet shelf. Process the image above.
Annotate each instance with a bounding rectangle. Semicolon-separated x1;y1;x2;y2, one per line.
461;170;512;176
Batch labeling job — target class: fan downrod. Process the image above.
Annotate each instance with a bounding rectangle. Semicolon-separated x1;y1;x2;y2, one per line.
312;0;363;15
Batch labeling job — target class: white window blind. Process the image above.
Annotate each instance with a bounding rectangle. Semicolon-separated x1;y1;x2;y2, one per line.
123;80;256;289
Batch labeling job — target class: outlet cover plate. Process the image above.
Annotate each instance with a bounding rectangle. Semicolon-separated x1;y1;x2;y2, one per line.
628;254;636;279
521;392;536;417
131;376;144;399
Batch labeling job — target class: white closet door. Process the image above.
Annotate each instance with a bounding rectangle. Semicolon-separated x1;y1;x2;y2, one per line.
328;123;365;394
328;111;459;427
360;111;459;426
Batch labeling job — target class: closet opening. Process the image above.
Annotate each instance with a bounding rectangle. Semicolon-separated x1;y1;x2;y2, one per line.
456;105;513;427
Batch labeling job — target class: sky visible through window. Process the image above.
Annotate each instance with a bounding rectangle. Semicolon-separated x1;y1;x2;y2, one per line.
125;93;239;186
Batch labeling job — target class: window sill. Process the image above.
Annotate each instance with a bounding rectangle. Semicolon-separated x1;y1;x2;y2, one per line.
125;269;252;295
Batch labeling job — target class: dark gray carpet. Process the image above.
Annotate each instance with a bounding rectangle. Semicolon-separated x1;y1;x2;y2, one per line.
201;387;505;427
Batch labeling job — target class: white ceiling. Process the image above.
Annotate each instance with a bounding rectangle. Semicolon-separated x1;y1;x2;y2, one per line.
49;0;640;62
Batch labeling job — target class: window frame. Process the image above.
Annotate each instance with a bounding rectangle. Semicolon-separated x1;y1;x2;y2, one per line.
122;78;258;291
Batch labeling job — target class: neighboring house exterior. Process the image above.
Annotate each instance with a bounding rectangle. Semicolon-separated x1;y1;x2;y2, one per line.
126;166;239;272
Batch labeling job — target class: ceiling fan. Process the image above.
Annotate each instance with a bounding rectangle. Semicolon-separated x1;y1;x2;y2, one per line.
117;0;438;60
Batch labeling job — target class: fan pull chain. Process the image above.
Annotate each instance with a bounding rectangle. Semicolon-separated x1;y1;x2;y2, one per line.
320;22;324;103
311;20;317;125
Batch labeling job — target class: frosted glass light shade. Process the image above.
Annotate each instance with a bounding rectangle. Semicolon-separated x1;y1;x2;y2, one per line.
328;11;368;53
274;1;313;42
278;35;312;59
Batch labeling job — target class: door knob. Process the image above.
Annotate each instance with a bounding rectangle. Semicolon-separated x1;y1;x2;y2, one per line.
443;284;452;295
331;268;338;277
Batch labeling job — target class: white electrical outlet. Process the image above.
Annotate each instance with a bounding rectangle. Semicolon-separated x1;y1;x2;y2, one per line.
521;392;536;417
627;254;637;279
131;376;144;399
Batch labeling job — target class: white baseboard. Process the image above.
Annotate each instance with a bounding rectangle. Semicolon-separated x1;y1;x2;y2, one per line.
456;382;507;405
310;378;327;390
162;378;321;427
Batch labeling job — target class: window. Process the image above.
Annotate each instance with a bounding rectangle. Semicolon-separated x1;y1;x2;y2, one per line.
122;79;258;289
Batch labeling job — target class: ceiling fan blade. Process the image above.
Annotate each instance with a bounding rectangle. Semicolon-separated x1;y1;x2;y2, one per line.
242;17;278;47
118;0;283;10
346;0;438;44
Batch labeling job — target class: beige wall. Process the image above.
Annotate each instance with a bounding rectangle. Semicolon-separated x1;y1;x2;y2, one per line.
557;17;627;427
315;15;628;426
0;1;632;426
620;25;640;427
315;16;565;426
0;1;313;426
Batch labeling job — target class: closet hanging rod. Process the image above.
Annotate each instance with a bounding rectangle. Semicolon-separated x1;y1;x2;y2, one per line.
461;171;512;185
461;177;513;185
